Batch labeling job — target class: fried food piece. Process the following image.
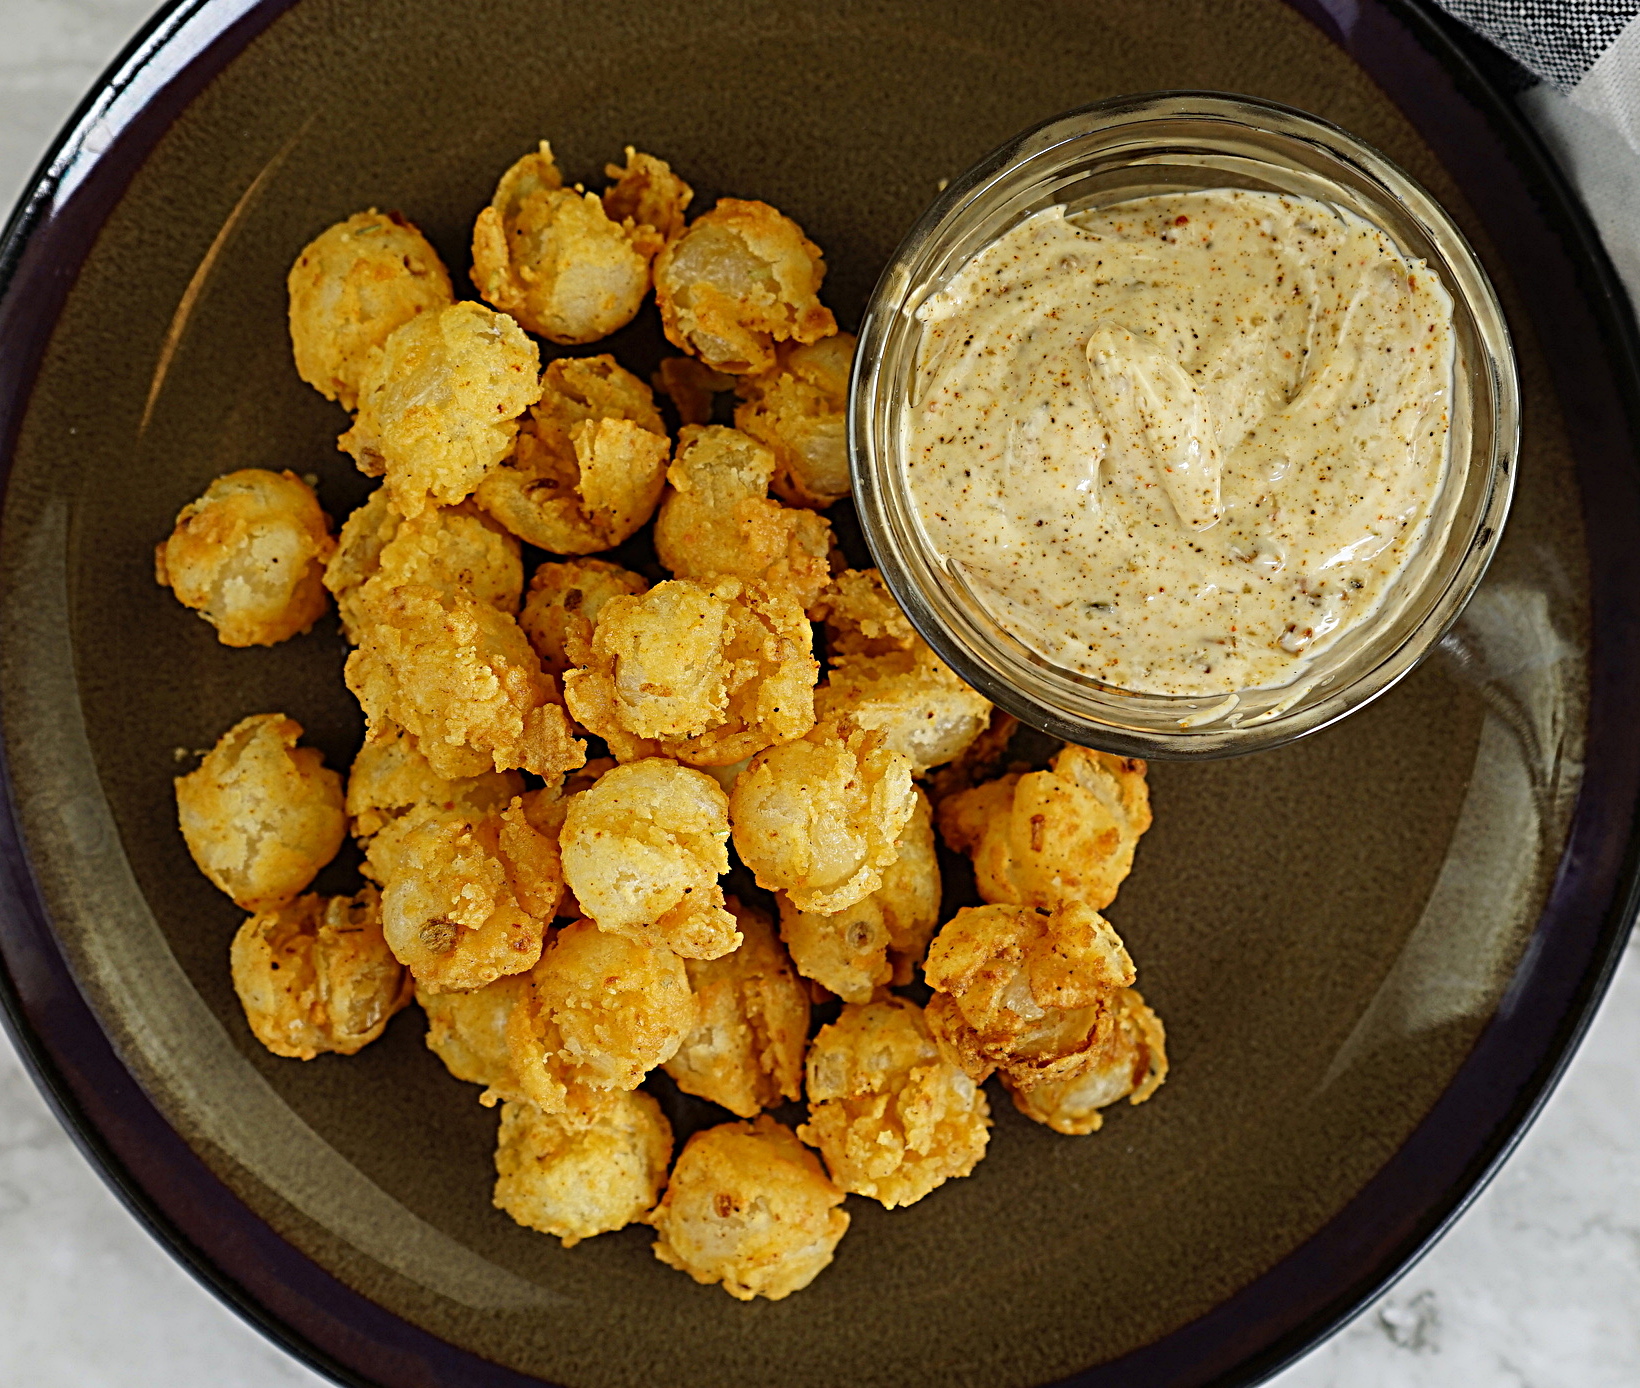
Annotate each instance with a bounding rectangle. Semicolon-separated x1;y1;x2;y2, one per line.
925;708;1021;802
369;792;564;993
777;787;938;1000
811;567;918;660
287;209;454;411
494;1090;673;1247
518;559;648;679
653;356;736;426
938;745;1152;913
652;425;833;609
1005;988;1168;1135
345;583;584;780
471;141;663;344
663;897;809;1116
733;332;855;508
346;720;523;842
562;576;817;767
797;997;989;1208
338;301;541;518
559;758;737;959
175;713;345;911
654;199;837;376
647;1115;848;1301
506;918;695;1115
419;973;530;1104
601;147;694;240
324;490;522;643
922;901;1137;1089
729;718;915;915
230;886;411;1060
155;469;335;647
815;646;992;776
475;355;670;554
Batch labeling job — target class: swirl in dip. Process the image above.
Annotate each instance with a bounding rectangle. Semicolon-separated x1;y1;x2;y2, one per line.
906;189;1456;698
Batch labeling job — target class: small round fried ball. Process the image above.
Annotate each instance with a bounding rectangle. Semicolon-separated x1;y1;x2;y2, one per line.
175;713;345;912
338;301;541;519
797;997;990;1208
419;973;530;1105
560;758;738;960
518;559;648;680
155;469;335;648
811;568;919;660
654;199;837;376
647;1115;849;1301
733;332;855;508
664;897;810;1117
287;209;454;410
602;147;694;240
231;886;411;1060
494;1090;673;1247
345;720;523;843
1004;988;1168;1136
472;141;663;344
922;901;1137;1089
814;646;993;777
729;718;915;915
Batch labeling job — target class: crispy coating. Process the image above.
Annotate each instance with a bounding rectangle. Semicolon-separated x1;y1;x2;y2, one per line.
1005;988;1168;1135
777;787;938;1000
647;1115;848;1301
797;997;989;1208
922;901;1137;1089
345;583;584;780
324;490;522;643
506;919;695;1116
175;713;345;911
815;646;992;776
472;141;663;344
230;886;411;1060
653;356;736;426
812;568;918;660
346;720;522;842
419;973;530;1104
653;199;837;376
925;708;1021;803
938;746;1152;913
653;425;833;609
338;301;541;518
560;758;738;959
287;209;453;410
155;469;335;647
729;718;915;915
602;147;694;240
733;332;855;508
369;792;564;993
494;1090;673;1246
663;897;809;1116
562;576;817;767
476;355;670;554
518;559;648;679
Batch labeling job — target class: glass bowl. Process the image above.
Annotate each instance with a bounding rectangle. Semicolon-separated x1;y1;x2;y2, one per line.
850;90;1519;758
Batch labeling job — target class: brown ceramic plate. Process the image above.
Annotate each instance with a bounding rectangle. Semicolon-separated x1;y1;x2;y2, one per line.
1;2;1637;1386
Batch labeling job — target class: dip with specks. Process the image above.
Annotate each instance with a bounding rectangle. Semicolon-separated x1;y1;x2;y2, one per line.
906;188;1456;697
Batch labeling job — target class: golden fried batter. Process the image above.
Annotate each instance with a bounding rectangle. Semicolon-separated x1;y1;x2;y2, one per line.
811;567;918;660
925;708;1021;803
175;713;345;912
652;425;833;609
476;355;670;554
653;200;836;375
729;718;915;915
647;1115;848;1301
287;209;453;410
494;1090;673;1246
1005;988;1168;1135
345;583;584;780
602;147;694;240
419;973;530;1104
938;745;1152;913
472;141;663;344
797;997;989;1208
734;332;855;508
155;469;335;648
518;558;648;679
562;576;817;767
506;918;695;1116
338;301;541;518
653;356;736;426
231;886;411;1060
663;897;809;1116
814;646;992;776
345;720;523;843
922;901;1137;1089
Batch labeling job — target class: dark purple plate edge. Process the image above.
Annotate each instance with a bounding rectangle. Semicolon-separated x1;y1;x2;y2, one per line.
0;4;1631;1388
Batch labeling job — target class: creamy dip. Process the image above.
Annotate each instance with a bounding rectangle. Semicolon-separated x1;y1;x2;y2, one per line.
906;189;1455;697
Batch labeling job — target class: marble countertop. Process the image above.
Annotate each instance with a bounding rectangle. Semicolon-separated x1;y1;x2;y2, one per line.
1;2;1637;1385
